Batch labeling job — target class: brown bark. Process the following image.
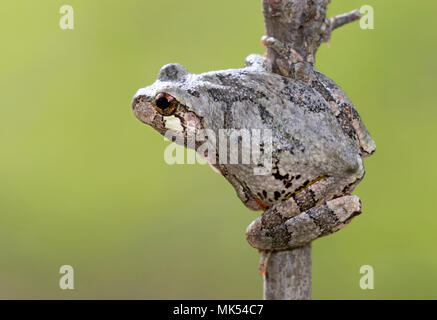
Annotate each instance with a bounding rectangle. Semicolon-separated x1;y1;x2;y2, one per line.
263;244;312;300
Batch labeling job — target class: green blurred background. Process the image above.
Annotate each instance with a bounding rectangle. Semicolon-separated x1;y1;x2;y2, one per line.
0;0;436;299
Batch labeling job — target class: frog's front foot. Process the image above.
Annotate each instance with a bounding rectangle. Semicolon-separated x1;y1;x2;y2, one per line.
261;35;316;83
261;35;305;63
246;194;362;251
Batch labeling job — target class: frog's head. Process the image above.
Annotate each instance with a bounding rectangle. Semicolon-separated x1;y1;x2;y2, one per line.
132;63;203;140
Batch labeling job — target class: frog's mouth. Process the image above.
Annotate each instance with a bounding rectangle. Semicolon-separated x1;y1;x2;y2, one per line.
290;175;327;197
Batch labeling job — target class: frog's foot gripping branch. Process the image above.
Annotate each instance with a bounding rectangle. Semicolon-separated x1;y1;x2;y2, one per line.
245;176;362;251
261;36;309;79
246;195;361;251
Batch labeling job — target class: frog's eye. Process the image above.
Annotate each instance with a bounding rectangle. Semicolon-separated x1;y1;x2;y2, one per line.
154;93;177;115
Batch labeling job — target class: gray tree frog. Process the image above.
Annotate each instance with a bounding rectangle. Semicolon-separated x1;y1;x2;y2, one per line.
132;54;375;251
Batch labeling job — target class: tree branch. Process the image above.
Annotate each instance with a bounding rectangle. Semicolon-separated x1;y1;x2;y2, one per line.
263;244;312;300
260;0;361;300
263;0;330;67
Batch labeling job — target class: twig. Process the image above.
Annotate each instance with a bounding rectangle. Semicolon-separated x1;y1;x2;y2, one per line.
330;10;361;31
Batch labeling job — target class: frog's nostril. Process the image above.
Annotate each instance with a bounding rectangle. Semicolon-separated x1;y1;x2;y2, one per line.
132;95;146;110
132;97;138;110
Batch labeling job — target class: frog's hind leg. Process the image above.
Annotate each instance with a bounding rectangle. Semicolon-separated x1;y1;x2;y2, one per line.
246;194;361;251
245;176;363;251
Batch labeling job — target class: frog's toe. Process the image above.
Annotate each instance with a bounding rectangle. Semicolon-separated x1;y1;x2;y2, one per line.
244;54;270;72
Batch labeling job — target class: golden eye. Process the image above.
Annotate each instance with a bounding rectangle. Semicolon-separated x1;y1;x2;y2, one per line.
154;93;177;115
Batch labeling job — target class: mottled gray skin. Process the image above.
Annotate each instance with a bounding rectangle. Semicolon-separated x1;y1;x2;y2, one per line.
132;54;375;250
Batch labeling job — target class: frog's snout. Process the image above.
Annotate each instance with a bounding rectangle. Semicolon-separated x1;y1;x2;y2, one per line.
132;94;149;111
132;93;155;124
131;95;138;110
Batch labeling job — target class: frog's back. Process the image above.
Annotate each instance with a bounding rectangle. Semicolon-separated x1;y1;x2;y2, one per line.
183;68;364;204
193;68;361;173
